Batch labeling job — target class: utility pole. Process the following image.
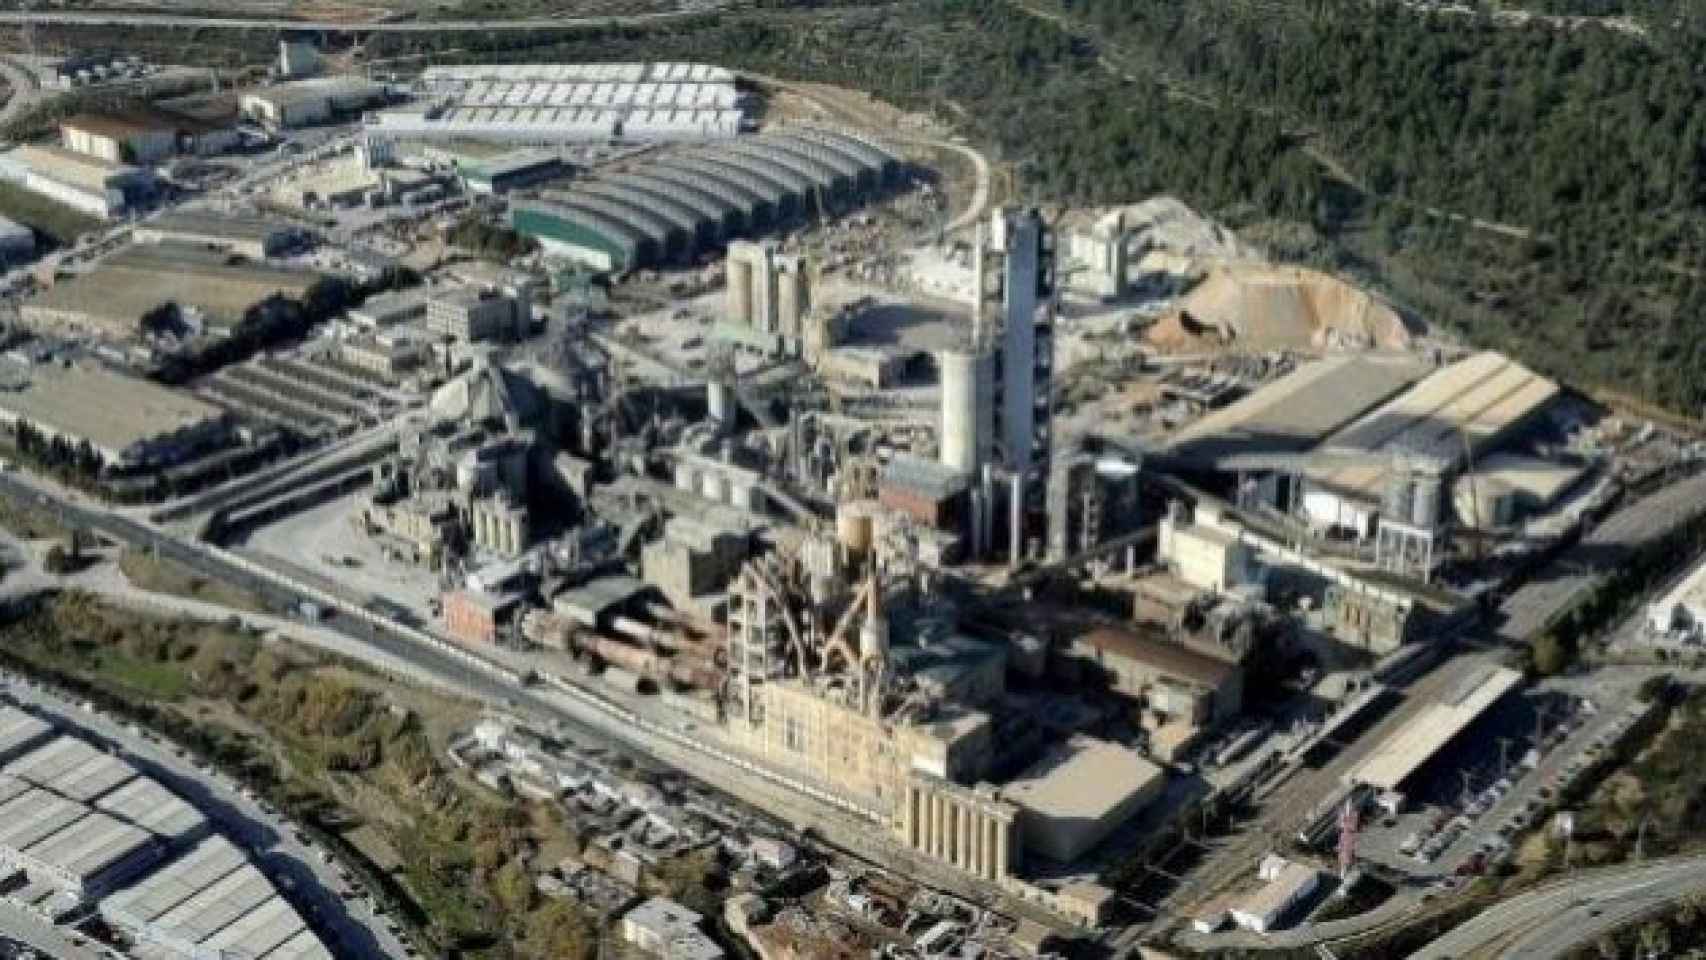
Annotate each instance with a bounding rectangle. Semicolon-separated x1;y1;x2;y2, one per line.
1497;737;1514;779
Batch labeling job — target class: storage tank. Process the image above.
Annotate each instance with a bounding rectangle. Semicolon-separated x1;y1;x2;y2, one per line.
837;501;877;555
1412;472;1444;529
726;257;754;326
778;265;809;338
939;348;988;472
1382;468;1414;523
707;379;736;426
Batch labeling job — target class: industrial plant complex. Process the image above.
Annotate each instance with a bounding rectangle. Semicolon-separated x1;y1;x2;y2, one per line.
0;28;1691;960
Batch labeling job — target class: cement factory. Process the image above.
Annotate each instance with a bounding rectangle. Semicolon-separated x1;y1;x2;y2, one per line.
0;33;1696;960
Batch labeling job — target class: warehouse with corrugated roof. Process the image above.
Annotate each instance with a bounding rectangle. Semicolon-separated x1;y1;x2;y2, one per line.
511;126;902;272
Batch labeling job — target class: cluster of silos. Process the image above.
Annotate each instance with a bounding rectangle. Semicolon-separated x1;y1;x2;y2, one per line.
471;498;530;555
725;240;811;339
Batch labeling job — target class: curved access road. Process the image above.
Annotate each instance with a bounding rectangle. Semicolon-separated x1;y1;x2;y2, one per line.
1409;855;1706;960
0;0;728;31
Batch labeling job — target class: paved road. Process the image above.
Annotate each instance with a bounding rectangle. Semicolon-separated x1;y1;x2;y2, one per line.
0;1;728;31
1409;855;1706;959
1496;470;1706;643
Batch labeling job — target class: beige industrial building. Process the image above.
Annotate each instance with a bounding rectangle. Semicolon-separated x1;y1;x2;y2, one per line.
240;78;386;129
60;113;178;166
818;345;911;390
1158;508;1256;595
640;516;749;613
1002;735;1164;863
3;144;158;220
0;360;228;468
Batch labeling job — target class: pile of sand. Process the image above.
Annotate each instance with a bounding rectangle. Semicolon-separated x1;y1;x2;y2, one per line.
1146;265;1410;353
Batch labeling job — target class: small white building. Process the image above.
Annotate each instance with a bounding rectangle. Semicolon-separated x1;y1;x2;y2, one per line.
1159;506;1255;595
1649;555;1706;637
1231;859;1321;934
620;898;723;960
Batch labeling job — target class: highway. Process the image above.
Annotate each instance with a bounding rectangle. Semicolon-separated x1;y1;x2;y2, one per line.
0;1;729;31
1409;855;1706;959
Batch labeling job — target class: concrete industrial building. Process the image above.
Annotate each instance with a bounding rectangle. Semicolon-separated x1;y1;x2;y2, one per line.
240;78;386;129
1001;735;1164;863
511;127;900;271
1;144;158;220
132;211;302;260
0;360;229;468
1067;626;1244;724
426;286;530;343
346;289;428;329
372;62;747;144
336;331;427;379
60;112;178;165
1158;506;1257;595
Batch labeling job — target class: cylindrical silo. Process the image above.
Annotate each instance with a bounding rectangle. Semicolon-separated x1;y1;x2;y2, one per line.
707;379;736;427
726;257;754;327
1412;472;1444;530
1382;468;1414;523
939;348;986;473
837;500;876;556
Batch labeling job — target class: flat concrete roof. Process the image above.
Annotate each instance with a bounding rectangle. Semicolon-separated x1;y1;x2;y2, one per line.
1349;666;1522;791
1003;735;1163;821
0;360;224;458
1074;626;1238;689
1165;355;1426;465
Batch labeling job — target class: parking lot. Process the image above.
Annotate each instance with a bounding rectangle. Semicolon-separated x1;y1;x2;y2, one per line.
1351;676;1652;886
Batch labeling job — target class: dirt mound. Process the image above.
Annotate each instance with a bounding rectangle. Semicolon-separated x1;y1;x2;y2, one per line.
1147;265;1410;353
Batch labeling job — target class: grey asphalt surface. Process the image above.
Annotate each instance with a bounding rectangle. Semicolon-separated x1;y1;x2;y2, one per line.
1409;855;1706;959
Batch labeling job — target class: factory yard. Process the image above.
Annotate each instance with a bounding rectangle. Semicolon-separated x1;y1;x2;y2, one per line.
237;491;444;616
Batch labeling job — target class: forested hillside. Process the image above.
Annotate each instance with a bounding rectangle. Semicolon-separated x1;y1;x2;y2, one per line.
364;0;1706;414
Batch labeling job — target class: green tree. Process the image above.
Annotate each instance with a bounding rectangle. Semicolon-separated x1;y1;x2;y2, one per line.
1532;633;1571;677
